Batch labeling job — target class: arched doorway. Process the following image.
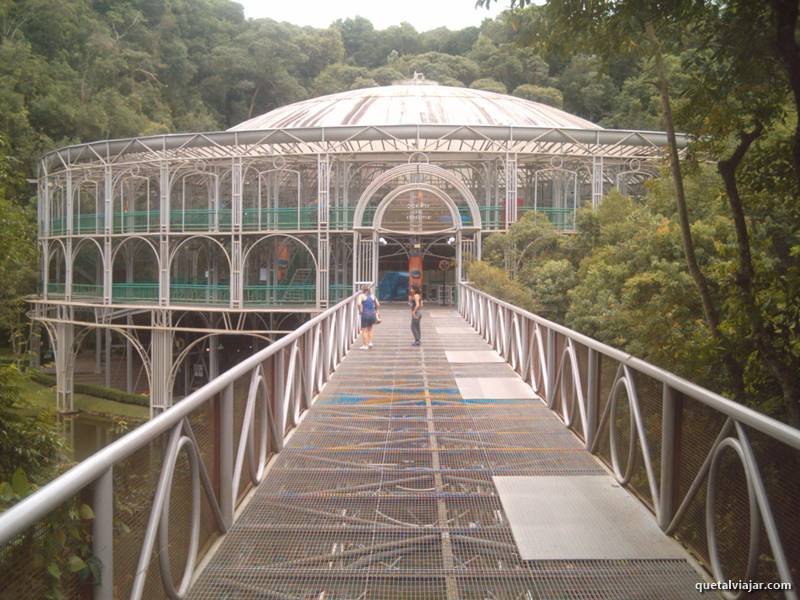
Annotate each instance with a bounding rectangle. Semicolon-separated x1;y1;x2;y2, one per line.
365;184;467;304
352;164;482;304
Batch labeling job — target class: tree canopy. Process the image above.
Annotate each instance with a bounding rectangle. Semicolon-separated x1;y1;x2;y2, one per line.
473;0;800;425
0;0;693;349
0;0;797;424
0;0;685;202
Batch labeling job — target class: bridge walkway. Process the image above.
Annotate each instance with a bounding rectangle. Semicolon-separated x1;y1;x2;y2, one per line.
188;306;707;599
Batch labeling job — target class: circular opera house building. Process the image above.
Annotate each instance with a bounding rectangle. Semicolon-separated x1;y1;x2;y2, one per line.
34;76;685;413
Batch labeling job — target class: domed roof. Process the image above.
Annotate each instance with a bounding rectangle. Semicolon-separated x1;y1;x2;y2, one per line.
229;83;601;131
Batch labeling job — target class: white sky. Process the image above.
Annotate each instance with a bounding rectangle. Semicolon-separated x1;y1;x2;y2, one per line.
235;0;507;31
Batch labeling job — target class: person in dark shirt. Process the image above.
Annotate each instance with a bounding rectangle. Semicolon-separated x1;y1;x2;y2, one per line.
409;285;422;346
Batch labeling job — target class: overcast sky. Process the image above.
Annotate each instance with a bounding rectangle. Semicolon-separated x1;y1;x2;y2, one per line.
235;0;507;31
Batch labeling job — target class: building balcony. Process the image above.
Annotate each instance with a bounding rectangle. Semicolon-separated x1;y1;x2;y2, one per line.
44;282;353;308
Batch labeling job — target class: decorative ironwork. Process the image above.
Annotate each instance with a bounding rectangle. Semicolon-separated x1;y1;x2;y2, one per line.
0;293;361;599
459;283;799;597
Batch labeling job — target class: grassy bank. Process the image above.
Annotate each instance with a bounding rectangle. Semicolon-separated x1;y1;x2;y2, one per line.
18;374;149;421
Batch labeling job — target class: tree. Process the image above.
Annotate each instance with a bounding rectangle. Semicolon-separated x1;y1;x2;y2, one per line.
469;77;507;93
557;55;617;123
519;259;576;322
512;84;563;108
478;0;800;423
419;26;479;55
312;63;370;96
334;16;380;68
467;261;538;312
370;65;404;85
0;365;63;482
0;137;37;357
391;52;481;85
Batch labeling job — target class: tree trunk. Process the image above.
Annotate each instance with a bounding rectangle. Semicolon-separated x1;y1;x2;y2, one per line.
771;0;800;188
248;85;261;120
644;21;747;402
718;126;800;426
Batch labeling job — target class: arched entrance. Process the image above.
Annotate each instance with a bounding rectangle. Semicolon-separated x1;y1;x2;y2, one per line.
353;169;481;304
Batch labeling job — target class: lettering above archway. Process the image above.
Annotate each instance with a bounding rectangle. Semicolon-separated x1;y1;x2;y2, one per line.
376;186;457;234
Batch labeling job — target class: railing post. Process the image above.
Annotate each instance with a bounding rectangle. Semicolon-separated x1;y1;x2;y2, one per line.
275;349;286;444
219;383;234;528
321;317;332;381
659;385;682;530
586;349;599;450
546;328;556;406
303;329;314;407
92;467;113;600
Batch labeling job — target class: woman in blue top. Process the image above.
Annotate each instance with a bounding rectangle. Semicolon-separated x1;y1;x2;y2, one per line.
357;285;380;349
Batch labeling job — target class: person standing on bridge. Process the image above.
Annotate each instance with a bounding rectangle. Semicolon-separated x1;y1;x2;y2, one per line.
357;285;379;349
409;285;423;346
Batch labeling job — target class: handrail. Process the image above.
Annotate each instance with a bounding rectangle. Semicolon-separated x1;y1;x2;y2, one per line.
460;283;800;450
0;291;362;599
458;282;798;598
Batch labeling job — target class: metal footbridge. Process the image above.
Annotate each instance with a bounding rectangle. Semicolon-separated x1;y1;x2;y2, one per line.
1;285;798;599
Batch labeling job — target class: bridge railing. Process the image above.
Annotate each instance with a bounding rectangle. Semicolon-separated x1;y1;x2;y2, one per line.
0;292;362;600
459;283;799;598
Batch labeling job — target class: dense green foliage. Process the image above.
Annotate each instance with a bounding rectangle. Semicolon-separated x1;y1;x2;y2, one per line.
0;1;678;195
0;365;63;483
0;0;796;424
0;364;97;596
470;0;800;425
473;167;793;421
0;0;688;350
0;0;692;353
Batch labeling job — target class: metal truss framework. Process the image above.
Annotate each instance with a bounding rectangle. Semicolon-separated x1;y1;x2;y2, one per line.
35;123;686;413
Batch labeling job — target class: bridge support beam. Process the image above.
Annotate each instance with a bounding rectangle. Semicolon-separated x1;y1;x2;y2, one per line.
150;311;174;415
53;308;75;413
505;152;517;228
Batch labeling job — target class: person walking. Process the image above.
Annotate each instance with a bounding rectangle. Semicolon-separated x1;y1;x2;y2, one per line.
409;285;422;346
357;285;380;349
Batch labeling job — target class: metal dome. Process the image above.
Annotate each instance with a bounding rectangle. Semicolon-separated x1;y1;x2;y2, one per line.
229;83;601;131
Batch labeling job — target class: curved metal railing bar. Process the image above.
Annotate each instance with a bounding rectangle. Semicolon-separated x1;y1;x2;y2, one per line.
0;291;362;600
458;283;799;599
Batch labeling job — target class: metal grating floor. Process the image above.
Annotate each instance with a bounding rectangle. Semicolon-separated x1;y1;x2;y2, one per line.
189;307;707;599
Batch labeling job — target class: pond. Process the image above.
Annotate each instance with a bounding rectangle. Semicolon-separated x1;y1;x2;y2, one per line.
57;412;139;461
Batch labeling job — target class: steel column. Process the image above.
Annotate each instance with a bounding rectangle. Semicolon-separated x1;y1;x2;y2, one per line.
317;154;330;308
505;152;517;228
55;313;74;413
92;467;114;600
150;311;173;414
592;155;604;209
659;385;681;530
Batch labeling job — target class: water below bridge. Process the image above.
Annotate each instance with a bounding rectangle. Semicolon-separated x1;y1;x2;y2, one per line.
188;306;708;599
